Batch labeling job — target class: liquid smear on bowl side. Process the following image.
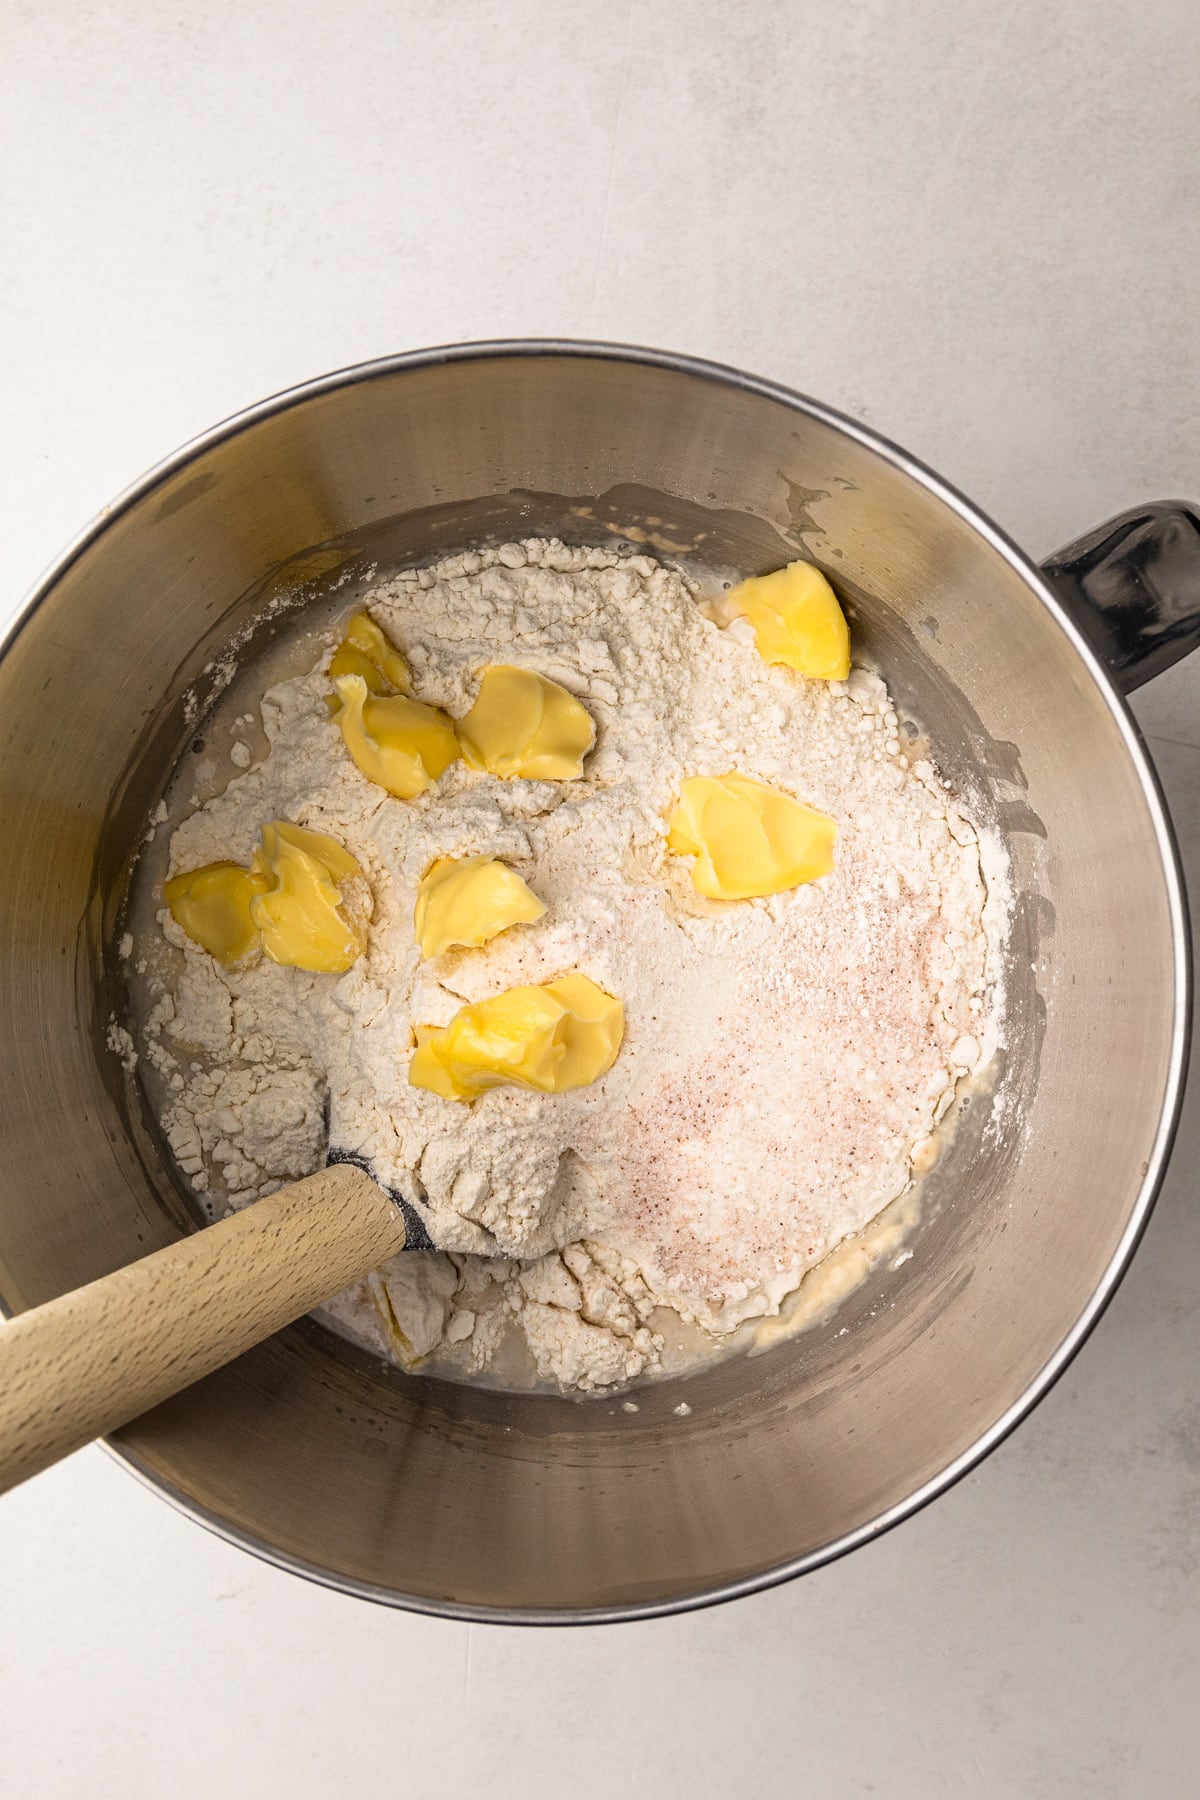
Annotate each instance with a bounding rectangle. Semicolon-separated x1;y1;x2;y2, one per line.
116;538;1012;1397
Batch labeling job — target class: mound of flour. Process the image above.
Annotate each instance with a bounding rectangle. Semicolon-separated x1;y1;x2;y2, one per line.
133;539;1006;1391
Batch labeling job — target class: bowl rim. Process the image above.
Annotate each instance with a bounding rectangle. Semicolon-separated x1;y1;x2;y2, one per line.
5;337;1191;1624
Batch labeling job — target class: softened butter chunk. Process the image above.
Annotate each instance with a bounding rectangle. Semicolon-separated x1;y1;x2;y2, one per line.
163;861;268;966
667;772;837;900
410;973;623;1102
249;820;370;972
328;609;410;695
334;673;460;799
727;560;851;680
456;665;595;780
414;855;547;959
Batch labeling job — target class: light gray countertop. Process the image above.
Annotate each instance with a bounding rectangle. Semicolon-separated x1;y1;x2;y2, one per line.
2;3;1197;1794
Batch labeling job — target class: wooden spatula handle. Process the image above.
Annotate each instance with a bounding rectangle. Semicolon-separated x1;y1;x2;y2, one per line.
0;1162;405;1496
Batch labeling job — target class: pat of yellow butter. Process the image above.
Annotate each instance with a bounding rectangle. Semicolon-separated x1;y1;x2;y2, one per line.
409;972;623;1102
163;861;268;966
667;772;837;899
456;665;595;780
334;673;461;799
328;609;410;695
727;560;850;680
414;855;546;959
249;820;370;972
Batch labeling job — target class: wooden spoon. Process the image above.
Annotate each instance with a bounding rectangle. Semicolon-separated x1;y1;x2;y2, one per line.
0;1163;406;1497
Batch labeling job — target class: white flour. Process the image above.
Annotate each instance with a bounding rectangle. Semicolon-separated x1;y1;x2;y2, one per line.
129;540;1007;1391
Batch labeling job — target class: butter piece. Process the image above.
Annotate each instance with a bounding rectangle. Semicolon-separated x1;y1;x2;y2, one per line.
457;665;595;780
328;609;410;695
163;861;268;966
410;972;623;1102
727;560;851;680
667;772;837;899
414;855;547;958
334;673;460;799
249;820;370;972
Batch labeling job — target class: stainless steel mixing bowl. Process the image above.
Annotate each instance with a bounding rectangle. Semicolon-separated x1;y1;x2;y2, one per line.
1;343;1197;1621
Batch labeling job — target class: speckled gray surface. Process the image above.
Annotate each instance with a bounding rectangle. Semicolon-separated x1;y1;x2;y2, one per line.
1;2;1197;1793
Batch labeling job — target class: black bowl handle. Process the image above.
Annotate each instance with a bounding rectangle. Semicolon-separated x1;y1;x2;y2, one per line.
1040;503;1200;695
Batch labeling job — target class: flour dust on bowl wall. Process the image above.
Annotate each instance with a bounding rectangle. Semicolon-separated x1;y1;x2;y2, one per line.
0;345;1186;1618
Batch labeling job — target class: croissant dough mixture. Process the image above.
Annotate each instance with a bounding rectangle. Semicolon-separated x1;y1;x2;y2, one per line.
126;540;1007;1391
